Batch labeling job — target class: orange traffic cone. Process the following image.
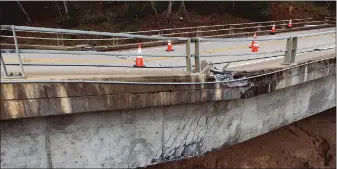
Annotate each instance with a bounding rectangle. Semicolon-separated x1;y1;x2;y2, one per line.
252;41;259;52
134;45;145;67
249;32;257;48
287;19;292;28
166;40;174;52
270;23;276;35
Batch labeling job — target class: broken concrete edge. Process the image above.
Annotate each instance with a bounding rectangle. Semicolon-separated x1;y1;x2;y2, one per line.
2;56;335;100
1;57;335;120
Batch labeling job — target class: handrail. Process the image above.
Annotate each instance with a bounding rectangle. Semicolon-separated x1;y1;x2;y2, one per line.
0;20;323;43
1;55;334;85
0;25;188;41
197;30;335;42
1;49;187;57
0;17;335;78
121;18;312;34
0;18;312;37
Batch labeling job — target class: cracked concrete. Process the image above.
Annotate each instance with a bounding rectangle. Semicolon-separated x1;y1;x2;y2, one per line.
1;57;335;120
1;55;335;168
147;107;336;168
1;73;335;168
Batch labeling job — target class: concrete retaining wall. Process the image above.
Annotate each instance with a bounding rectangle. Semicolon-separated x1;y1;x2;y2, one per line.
1;73;335;168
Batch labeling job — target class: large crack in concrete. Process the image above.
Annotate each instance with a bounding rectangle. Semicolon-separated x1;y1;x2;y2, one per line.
145;108;335;169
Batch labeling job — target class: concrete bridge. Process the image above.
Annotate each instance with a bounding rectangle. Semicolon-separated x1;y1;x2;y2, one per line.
1;48;335;168
1;19;336;167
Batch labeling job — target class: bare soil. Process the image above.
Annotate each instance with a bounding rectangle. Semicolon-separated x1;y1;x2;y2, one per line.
269;2;332;21
146;107;336;168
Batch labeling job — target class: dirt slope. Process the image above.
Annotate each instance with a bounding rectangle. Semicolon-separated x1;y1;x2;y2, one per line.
270;2;333;20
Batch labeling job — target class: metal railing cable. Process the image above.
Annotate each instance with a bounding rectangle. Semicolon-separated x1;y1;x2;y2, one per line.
201;42;335;58
200;49;285;57
0;49;187;57
296;42;336;50
0;35;131;41
1;55;334;85
0;21;316;41
0;25;188;41
0;23;335;77
2;42;334;59
197;30;336;42
1;45;334;69
1;25;334;44
1;63;187;69
120;18;312;34
0;21;323;46
2;27;334;50
209;45;335;65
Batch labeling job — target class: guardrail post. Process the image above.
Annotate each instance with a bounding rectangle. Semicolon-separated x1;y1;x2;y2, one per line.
324;17;328;24
112;36;115;46
282;21;286;29
185;38;192;73
194;38;201;73
291;37;298;63
282;36;297;65
56;26;64;46
0;53;9;77
229;25;234;35
282;37;293;65
11;25;26;78
257;24;262;32
305;19;309;26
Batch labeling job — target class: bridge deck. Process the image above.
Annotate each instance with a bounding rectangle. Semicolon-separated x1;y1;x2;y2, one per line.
1;28;335;79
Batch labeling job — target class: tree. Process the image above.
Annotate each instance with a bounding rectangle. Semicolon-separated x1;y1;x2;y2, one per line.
17;1;31;23
176;1;187;17
325;1;330;9
54;1;63;19
63;1;69;19
150;1;157;17
166;1;172;19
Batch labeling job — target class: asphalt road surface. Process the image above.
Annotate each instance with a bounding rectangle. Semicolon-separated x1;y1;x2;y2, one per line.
1;27;335;77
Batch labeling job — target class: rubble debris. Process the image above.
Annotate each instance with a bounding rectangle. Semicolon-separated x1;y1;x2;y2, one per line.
209;64;253;87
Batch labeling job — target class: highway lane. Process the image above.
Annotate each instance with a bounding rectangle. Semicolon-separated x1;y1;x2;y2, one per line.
1;27;335;76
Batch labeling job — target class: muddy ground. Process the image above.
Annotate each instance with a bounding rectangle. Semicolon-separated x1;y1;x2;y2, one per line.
147;107;336;168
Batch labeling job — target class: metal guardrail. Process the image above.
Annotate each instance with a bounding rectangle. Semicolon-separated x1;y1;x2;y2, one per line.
1;56;335;85
121;18;313;35
1;17;330;50
0;17;336;79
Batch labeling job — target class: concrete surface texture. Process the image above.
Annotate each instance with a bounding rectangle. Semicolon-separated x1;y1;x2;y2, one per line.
1;55;335;120
1;26;336;168
1;73;335;168
1;28;335;76
147;107;336;168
